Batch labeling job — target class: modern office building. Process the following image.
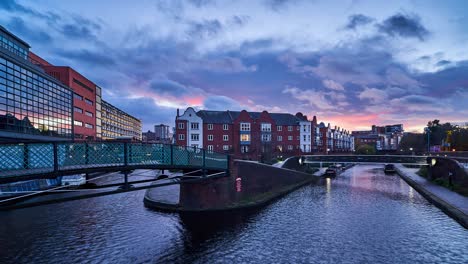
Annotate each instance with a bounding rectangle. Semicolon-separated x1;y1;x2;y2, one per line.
0;26;73;141
30;52;98;141
101;100;142;140
175;107;354;161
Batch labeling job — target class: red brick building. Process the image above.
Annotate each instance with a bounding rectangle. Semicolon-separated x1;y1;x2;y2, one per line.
176;108;303;161
30;52;98;140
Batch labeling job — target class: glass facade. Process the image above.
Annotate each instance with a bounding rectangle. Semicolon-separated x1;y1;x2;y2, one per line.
0;27;29;60
101;100;141;140
0;55;73;139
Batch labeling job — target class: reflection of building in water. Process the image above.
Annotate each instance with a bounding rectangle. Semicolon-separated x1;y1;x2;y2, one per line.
0;26;73;142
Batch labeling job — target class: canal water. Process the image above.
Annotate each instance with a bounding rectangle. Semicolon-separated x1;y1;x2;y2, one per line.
1;165;467;263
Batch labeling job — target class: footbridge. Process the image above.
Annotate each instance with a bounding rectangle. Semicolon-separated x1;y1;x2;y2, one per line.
0;141;229;184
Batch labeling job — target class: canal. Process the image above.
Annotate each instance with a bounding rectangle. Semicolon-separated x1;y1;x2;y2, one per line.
1;165;467;263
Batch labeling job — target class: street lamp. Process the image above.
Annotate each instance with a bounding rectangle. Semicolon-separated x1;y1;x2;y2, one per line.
424;127;430;153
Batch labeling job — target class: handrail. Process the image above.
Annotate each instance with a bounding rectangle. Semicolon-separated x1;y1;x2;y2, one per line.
0;142;229;181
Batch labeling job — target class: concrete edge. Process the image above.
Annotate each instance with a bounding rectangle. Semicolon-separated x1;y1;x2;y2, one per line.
143;176;318;213
395;166;468;229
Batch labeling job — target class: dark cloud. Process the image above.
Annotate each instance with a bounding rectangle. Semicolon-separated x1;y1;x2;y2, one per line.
436;60;451;67
149;79;189;96
60;24;96;40
229;15;250;27
377;13;429;41
0;0;58;22
188;0;216;7
6;17;52;43
187;19;222;38
264;0;298;11
345;14;375;30
56;49;115;66
203;96;243;110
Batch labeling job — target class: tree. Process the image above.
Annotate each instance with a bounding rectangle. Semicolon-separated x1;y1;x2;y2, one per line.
356;144;376;155
399;133;425;153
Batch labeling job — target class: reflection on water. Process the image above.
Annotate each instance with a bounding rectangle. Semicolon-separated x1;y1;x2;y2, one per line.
1;165;467;264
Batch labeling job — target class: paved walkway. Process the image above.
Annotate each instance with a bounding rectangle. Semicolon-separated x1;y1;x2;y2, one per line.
395;164;468;228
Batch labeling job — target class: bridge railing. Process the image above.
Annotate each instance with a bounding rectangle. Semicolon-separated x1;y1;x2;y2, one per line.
0;142;229;179
303;155;427;164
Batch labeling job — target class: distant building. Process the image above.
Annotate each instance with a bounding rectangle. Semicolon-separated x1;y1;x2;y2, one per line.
352;124;404;151
154;124;171;141
101;100;142;141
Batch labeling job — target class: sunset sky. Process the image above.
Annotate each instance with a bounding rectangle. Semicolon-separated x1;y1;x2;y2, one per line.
1;0;467;132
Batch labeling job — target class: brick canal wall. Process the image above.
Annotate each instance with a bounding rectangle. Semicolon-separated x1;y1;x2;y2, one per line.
178;159;320;211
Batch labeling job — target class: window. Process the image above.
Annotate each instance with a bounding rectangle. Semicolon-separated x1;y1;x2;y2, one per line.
240;122;250;131
261;123;271;132
241;145;249;153
85;123;94;129
178;134;185;140
85;98;93;105
85;111;93;117
277;126;282;131
303;135;307;141
178;123;184;129
223;135;229;141
288;136;293;141
191;122;199;130
207;145;213;151
207;124;213;130
288;145;293;150
223;145;229;151
297;136;300;140
240;134;250;142
74;93;83;100
261;134;271;142
74;106;83;113
278;136;282;141
191;134;199;141
74;120;83;126
288;126;293;131
208;135;213;141
223;124;229;130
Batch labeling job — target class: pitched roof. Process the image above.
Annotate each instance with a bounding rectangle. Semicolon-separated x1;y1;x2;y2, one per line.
196;110;301;125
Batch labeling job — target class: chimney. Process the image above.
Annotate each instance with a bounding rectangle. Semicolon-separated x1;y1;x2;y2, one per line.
177;108;180;117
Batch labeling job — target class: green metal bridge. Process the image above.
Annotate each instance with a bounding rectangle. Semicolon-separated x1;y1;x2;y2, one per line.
0;141;230;184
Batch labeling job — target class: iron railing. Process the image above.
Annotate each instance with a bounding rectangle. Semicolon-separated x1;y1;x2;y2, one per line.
0;142;229;179
303;155;428;164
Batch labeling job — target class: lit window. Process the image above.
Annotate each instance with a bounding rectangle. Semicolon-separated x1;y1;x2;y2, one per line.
74;120;83;126
240;134;250;141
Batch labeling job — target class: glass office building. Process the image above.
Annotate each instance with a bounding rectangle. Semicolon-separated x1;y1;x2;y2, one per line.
0;26;73;141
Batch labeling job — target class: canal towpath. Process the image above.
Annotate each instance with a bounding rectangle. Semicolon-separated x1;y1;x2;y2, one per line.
395;164;468;228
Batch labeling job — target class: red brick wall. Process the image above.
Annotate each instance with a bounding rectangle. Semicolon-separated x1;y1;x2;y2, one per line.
175;120;187;146
203;123;233;153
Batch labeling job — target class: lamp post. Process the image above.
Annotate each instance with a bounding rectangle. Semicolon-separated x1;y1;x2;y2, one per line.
410;147;414;156
424;127;430;153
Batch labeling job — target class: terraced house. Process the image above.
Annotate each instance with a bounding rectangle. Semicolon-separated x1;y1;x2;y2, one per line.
175;107;354;161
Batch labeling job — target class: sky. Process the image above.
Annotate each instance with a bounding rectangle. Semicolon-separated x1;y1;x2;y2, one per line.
1;0;467;132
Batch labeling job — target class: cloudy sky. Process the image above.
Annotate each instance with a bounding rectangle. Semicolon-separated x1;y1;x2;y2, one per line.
1;0;467;132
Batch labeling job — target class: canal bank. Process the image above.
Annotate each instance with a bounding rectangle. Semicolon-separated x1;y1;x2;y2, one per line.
395;164;468;229
145;157;323;212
